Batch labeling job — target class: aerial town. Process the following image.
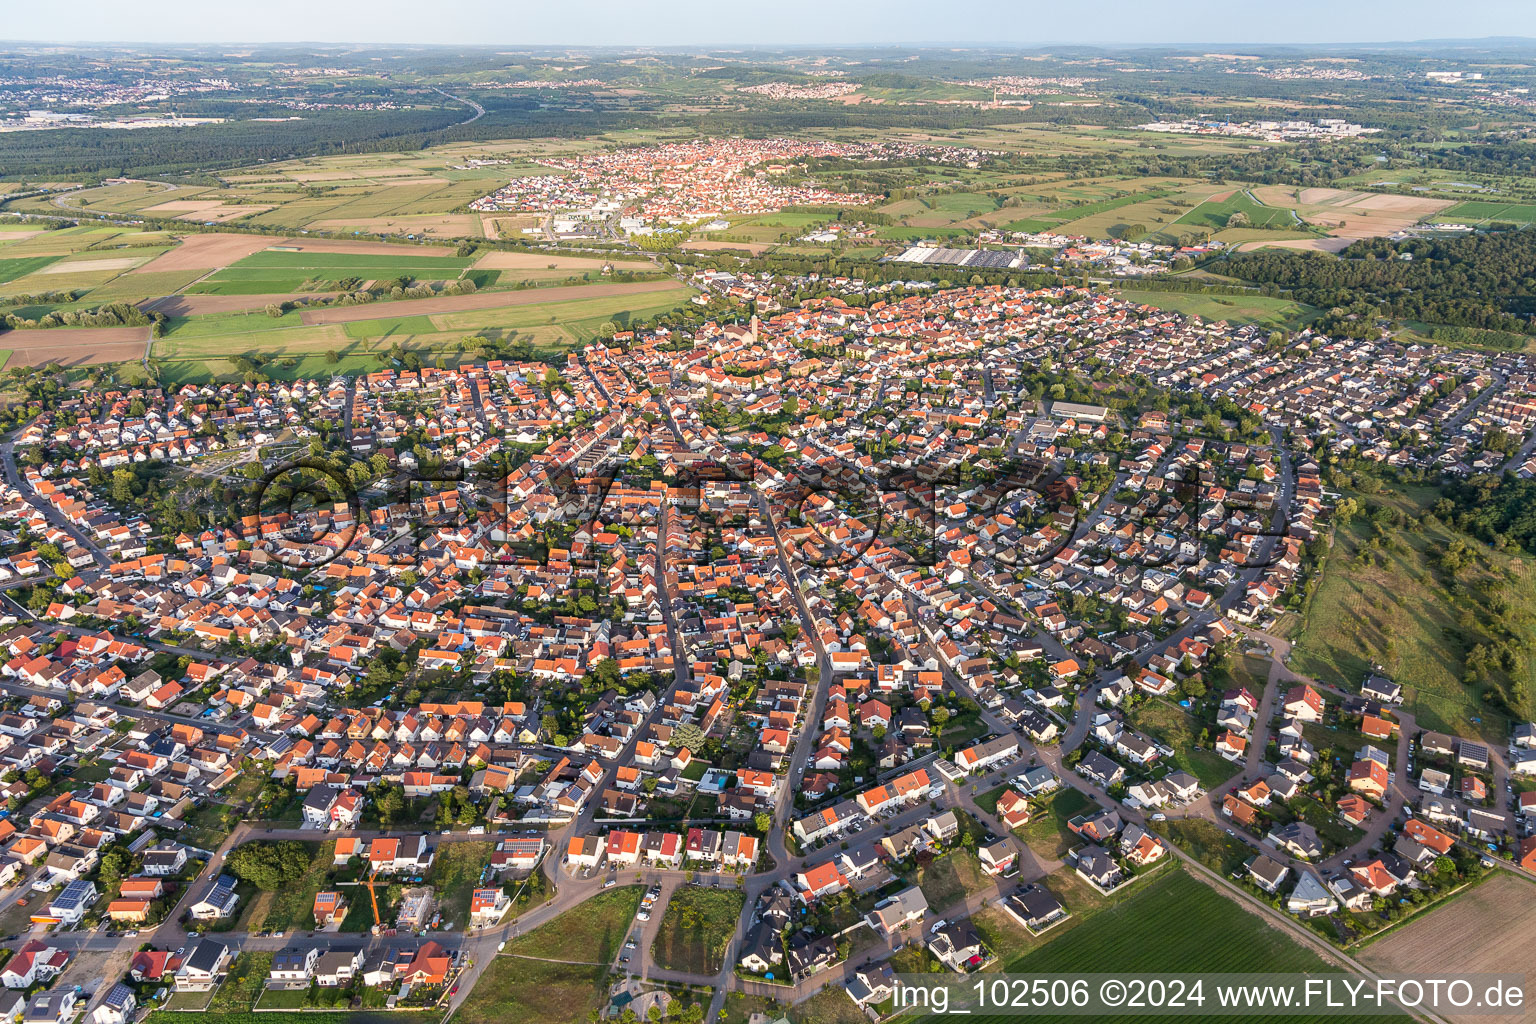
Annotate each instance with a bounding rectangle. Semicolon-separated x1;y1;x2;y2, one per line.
1;16;1535;1024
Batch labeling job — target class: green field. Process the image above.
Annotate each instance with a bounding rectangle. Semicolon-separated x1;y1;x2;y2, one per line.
425;840;494;930
189;249;476;294
1018;787;1093;859
969;867;1410;1024
1174;189;1302;232
0;255;63;284
1432;200;1536;225
1003;188;1175;233
649;885;745;973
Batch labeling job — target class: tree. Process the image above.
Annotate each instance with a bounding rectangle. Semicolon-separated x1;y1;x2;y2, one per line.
753;811;772;835
225;840;313;891
673;722;705;752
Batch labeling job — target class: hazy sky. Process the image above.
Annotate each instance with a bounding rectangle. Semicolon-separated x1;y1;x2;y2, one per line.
5;0;1536;47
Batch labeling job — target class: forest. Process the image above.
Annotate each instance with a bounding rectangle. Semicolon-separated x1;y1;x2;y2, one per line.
1219;230;1536;334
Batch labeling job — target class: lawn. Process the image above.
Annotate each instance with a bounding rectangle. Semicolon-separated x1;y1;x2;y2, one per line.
503;885;642;964
425;840;494;930
649;884;745;973
1017;787;1092;859
1125;699;1236;789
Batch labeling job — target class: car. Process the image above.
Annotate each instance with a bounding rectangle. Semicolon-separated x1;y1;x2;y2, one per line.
450;985;459;996
929;919;947;935
468;826;485;835
602;878;616;889
1151;813;1167;821
619;955;629;963
637;909;650;921
625;940;637;950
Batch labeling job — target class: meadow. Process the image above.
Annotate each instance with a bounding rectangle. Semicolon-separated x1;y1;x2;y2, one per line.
1112;287;1320;331
1288;484;1536;742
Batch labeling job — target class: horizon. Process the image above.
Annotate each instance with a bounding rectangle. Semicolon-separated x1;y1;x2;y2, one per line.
4;0;1536;48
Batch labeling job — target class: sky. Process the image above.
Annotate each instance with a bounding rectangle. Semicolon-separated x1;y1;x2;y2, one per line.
5;0;1536;48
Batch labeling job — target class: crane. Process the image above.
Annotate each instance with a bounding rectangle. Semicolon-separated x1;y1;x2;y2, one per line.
365;869;382;932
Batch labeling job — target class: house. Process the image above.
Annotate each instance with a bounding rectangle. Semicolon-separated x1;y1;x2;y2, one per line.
1268;821;1322;860
1074;846;1123;891
1249;854;1290;894
23;989;76;1024
955;735;1019;775
140;844;187;876
846;963;896;1008
867;885;929;936
795;859;849;903
785;932;838;978
469;888;510;925
1076;751;1124;788
1282;685;1325;722
175;939;232;991
996;789;1032;830
1336;794;1371;827
1002;883;1068;934
313;891;348;927
928;918;988;972
978;837;1018;876
90;984;136;1024
1348;760;1389;799
2;942;70;989
46;878;97;925
270;947;319;984
1285;871;1339;918
189;874;240;920
739;891;792;974
315;949;363;987
1361;674;1401;704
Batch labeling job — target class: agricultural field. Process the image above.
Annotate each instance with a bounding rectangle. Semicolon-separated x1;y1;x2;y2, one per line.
187;248;477;295
649;885;746;973
1431;200;1536;226
1171;188;1307;233
1358;873;1536;1024
976;866;1407;1024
